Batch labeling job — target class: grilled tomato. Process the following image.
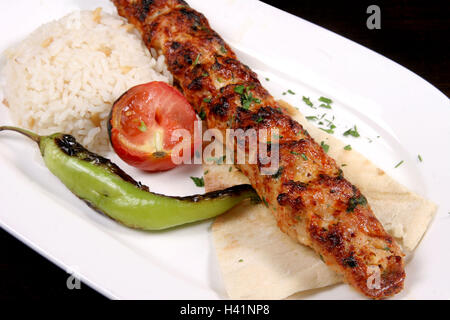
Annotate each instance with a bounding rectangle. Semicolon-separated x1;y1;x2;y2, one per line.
108;81;198;172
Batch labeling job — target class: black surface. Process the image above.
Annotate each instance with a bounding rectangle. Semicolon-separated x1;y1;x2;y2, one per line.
0;0;448;300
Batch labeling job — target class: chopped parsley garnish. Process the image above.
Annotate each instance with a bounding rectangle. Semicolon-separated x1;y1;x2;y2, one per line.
341;163;347;167
204;170;209;175
319;103;332;109
319;96;333;104
320;127;335;134
238;259;244;263
394;160;404;168
290;151;300;155
220;45;227;54
243;93;260;109
198;108;206;120
265;77;270;81
138;120;147;132
193;53;200;65
229;166;233;172
305;116;318;121
234;86;261;109
262;197;269;207
234;85;245;95
190;176;204;187
344;145;352;151
383;246;390;251
343;126;360;138
272;166;284;179
302;96;314;108
320;122;336;134
256;116;263;123
217;77;223;83
202;72;209;77
282;92;287;95
301;153;308;160
320;141;330;153
347;195;367;212
203;97;211;103
418;154;423;162
287;89;295;95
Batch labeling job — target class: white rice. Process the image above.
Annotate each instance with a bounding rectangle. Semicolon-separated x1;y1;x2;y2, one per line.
1;9;171;153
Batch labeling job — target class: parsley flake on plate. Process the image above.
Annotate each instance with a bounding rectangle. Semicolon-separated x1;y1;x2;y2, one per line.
190;176;204;187
302;96;314;108
320;127;335;134
318;96;333;104
394;160;404;168
320;141;330;153
343;126;360;138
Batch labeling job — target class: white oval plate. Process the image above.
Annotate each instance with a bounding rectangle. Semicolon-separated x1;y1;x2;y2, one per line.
0;0;449;299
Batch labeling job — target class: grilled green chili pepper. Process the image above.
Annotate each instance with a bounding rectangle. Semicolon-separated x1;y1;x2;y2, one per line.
0;126;257;230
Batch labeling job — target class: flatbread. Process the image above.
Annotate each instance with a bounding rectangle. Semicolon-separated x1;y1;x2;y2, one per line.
205;100;437;299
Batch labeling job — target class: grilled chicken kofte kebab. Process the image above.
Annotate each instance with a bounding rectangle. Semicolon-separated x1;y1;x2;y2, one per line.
113;0;405;298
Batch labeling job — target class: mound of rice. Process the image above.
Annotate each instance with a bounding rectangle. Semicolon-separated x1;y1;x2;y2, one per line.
1;8;171;153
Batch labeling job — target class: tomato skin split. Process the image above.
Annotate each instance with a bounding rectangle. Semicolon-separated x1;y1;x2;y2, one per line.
108;81;198;172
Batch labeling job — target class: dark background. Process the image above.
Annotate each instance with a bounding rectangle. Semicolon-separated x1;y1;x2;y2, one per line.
0;0;448;300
